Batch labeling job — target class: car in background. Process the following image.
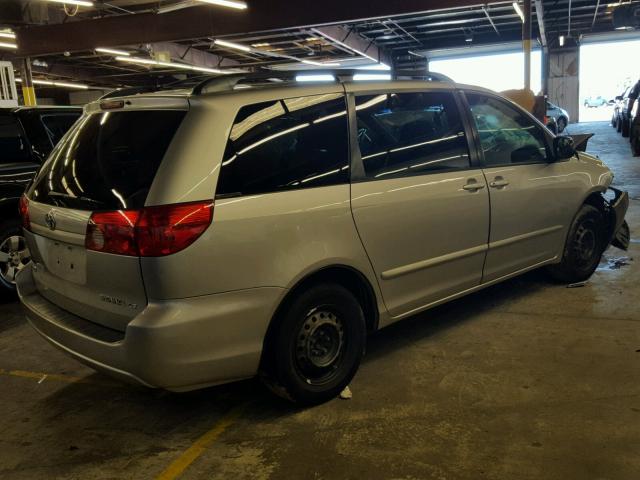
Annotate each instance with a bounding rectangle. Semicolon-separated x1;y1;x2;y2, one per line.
612;86;631;131
0;106;82;296
583;96;608;108
546;101;570;133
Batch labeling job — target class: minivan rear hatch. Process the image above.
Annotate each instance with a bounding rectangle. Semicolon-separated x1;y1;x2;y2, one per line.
23;101;188;332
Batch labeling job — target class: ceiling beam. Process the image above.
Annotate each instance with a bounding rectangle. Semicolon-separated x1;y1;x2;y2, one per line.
311;25;391;65
150;42;242;69
15;0;508;57
534;0;547;48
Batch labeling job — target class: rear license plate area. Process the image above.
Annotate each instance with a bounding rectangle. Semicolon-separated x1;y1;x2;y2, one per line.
45;241;87;284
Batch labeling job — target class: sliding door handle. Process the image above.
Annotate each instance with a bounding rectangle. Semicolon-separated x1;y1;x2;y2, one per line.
489;179;510;188
463;181;486;191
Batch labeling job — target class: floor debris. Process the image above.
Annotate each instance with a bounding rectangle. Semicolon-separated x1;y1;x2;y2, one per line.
339;386;352;400
598;256;633;271
567;281;588;288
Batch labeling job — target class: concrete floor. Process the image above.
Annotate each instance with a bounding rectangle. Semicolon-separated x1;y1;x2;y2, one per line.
1;121;639;480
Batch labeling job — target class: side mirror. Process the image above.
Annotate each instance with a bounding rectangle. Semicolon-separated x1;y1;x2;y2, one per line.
553;136;576;160
615;95;624;101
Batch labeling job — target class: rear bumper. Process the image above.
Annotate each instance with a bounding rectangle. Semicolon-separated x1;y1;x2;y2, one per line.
17;265;284;391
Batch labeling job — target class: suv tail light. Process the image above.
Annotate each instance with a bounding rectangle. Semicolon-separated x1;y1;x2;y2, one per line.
86;200;213;257
19;195;31;232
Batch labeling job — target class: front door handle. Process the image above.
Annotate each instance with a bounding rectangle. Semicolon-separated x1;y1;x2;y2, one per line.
463;180;486;192
489;177;510;188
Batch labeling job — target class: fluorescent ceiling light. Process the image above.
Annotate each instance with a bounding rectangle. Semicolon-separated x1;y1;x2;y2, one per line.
15;78;89;90
295;74;335;82
95;47;130;56
559;35;565;46
214;39;252;52
116;55;231;74
0;31;16;40
196;0;247;9
251;42;270;47
300;59;341;67
43;0;94;6
353;74;392;81
354;63;392;71
0;42;18;50
513;2;525;22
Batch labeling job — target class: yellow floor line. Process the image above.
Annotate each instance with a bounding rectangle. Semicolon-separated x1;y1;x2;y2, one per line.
0;368;117;386
156;404;247;480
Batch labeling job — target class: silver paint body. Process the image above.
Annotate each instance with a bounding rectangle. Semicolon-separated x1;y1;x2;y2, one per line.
17;80;614;391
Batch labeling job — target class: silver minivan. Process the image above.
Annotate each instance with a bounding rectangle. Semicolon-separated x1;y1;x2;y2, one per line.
17;72;629;404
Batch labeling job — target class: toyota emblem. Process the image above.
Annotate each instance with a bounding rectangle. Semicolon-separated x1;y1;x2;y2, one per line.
45;211;57;231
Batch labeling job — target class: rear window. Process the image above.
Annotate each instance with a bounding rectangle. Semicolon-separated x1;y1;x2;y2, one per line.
30;110;186;211
0;112;31;164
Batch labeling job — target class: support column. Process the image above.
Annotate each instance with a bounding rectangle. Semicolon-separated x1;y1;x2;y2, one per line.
523;0;532;91
20;58;36;106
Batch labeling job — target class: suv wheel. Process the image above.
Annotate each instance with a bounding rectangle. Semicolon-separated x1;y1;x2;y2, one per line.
261;283;366;405
0;219;31;296
557;117;567;133
547;205;605;283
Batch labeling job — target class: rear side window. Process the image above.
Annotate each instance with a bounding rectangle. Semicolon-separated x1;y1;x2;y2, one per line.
0;113;30;164
355;91;470;179
216;94;349;197
31;110;186;210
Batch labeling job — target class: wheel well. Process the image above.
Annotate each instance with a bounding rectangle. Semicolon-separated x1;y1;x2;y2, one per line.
262;266;380;362
583;192;614;237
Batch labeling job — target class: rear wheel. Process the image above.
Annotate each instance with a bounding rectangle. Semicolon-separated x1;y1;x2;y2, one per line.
0;219;31;296
261;283;366;405
547;205;606;283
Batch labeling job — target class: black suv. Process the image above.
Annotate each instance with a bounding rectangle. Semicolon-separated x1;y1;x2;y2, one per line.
0;106;82;295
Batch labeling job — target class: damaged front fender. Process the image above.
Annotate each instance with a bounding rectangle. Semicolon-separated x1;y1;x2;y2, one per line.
603;187;630;250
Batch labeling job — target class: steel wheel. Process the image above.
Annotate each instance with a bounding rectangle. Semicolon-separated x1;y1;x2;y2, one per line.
571;220;598;270
295;308;346;385
0;235;30;286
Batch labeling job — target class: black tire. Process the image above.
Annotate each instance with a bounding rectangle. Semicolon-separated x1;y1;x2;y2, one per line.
0;218;28;297
547;205;606;283
632;129;640;157
557;117;567;133
611;113;618;128
617;115;623;132
621;118;630;138
260;283;366;405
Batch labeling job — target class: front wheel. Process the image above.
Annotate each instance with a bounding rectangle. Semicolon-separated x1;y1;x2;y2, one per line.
547;205;606;283
261;283;366;405
0;219;31;297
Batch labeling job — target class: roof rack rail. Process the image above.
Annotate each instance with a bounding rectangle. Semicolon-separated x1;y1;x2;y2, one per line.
191;69;454;95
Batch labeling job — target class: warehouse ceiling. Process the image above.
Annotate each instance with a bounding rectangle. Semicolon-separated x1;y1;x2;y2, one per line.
0;0;637;91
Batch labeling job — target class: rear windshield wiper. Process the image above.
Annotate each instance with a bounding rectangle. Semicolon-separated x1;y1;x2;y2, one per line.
47;191;106;207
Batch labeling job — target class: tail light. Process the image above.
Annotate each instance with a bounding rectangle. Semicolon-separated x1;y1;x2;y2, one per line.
18;195;31;232
86;200;213;257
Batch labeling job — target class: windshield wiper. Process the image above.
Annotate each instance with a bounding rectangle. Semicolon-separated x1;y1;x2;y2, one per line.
47;191;106;207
